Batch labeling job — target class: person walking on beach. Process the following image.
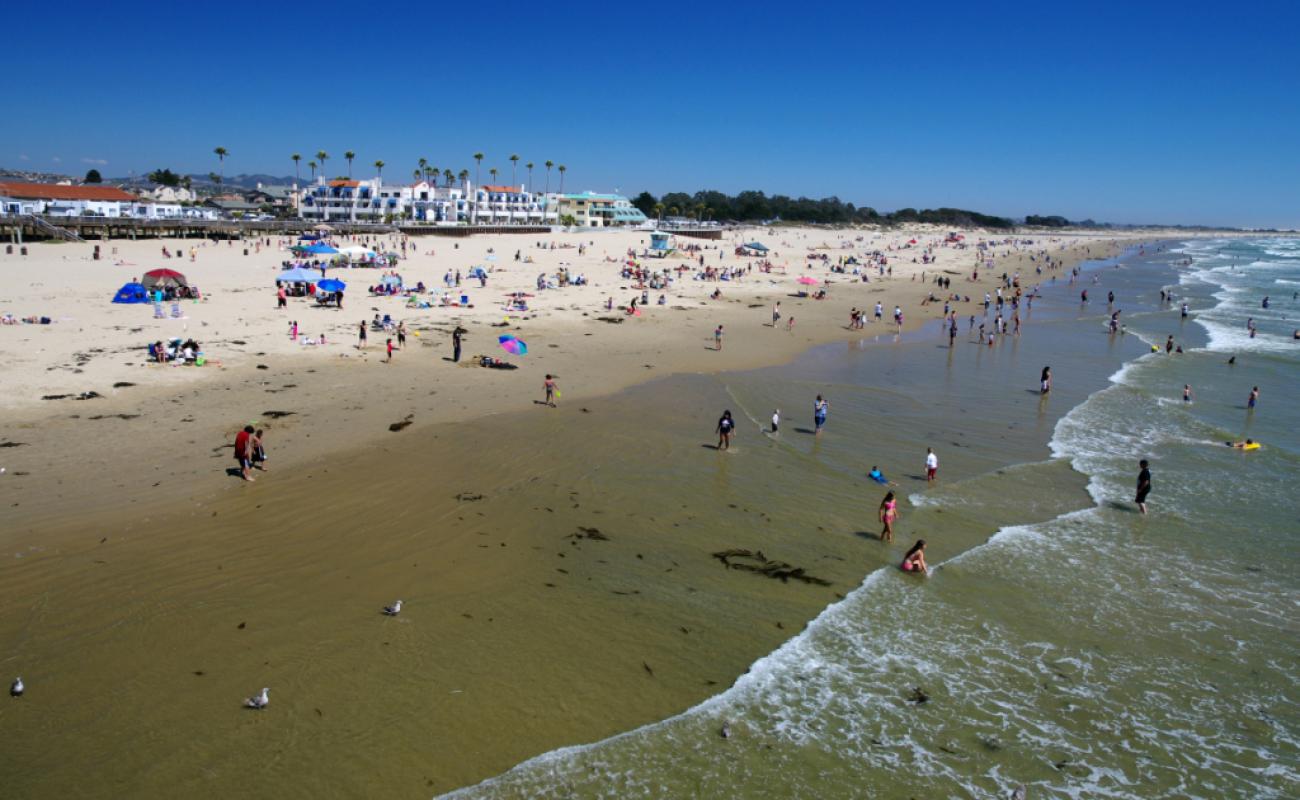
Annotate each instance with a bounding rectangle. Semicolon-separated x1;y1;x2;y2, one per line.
772;302;781;327
234;425;256;482
770;409;780;434
717;410;735;450
814;394;829;435
925;447;938;483
714;325;724;350
386;338;394;362
358;321;367;349
452;327;463;363
879;491;899;542
1135;459;1152;515
251;429;268;472
543;374;558;407
874;302;883;323
396;322;407;349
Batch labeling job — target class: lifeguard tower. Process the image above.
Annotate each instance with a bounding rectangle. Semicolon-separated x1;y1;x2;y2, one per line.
646;231;676;258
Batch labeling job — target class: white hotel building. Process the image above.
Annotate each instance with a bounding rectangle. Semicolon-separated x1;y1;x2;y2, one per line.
298;179;547;224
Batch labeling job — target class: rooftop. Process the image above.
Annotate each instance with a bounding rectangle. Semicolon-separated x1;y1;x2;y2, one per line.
0;182;135;202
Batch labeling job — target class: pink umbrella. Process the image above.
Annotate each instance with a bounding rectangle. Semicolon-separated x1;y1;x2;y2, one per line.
498;335;528;356
797;276;819;286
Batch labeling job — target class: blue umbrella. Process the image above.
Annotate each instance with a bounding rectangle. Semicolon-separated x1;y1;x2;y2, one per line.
498;334;527;355
276;267;317;283
306;244;339;255
317;278;347;293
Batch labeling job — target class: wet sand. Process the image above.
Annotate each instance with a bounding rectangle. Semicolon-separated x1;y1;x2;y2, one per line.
0;229;1139;797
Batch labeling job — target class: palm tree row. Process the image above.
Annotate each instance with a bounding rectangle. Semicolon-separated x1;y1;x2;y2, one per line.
282;150;567;194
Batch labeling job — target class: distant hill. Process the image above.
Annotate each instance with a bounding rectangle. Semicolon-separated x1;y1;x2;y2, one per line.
110;173;299;189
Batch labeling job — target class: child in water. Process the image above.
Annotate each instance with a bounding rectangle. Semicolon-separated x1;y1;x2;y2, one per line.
901;540;928;575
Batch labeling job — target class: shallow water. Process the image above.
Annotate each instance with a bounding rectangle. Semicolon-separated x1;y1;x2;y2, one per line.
444;239;1300;799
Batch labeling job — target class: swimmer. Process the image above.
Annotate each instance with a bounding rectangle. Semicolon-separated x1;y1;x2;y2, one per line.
1226;439;1259;449
1247;386;1259;409
867;466;895;486
900;539;928;575
1183;384;1193;403
879;491;899;542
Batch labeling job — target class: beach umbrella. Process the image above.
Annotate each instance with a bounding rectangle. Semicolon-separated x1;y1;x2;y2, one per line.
305;244;339;255
142;268;189;289
498;335;527;356
276;267;317;283
314;224;335;232
379;274;403;287
797;276;819;286
317;278;347;293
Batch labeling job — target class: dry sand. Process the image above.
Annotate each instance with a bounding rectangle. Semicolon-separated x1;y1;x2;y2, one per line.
0;225;1140;796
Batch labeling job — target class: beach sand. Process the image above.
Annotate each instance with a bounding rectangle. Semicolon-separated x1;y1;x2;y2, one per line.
0;226;1136;796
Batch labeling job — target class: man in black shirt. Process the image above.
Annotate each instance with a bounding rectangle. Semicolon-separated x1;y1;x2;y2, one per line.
1135;459;1152;515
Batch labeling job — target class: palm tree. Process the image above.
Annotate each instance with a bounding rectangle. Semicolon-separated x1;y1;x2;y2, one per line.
418;157;428;180
544;160;554;195
213;147;228;182
654;202;665;223
444;169;454;188
344;151;356;178
373;160;385;181
525;162;535;193
473;152;484;188
315;150;329;182
291;153;302;185
458;169;469;186
308;161;317;180
509;154;520;187
428;164;439;187
558;164;567;195
489;167;499;185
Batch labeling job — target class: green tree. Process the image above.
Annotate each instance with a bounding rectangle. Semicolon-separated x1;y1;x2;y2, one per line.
653;202;665;222
315;151;329;182
373;160;385;180
213;146;228;182
631;191;656;216
558;164;567;194
544;160;554;195
473;152;484;188
444;169;454;188
308;161;317;180
525;161;534;193
291;153;302;185
147;169;181;187
509;154;520;187
345;150;356;178
489;167;499;185
83;169;102;184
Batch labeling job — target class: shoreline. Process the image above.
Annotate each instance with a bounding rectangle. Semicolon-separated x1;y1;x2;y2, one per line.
1;230;1160;797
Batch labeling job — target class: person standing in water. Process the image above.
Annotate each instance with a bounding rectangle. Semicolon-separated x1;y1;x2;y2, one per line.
714;324;724;350
925;447;939;483
1135;459;1152;515
716;410;735;450
1041;366;1052;394
1183;384;1193;403
770;409;780;434
879;491;899;542
1248;386;1259;410
814;394;829;435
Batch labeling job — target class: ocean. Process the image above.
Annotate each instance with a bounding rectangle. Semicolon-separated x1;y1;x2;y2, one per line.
443;237;1300;799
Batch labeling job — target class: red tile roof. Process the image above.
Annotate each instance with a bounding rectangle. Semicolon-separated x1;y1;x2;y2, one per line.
480;185;520;193
0;182;135;201
328;180;361;188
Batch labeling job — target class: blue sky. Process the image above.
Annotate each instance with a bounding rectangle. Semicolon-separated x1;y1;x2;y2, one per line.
4;0;1298;227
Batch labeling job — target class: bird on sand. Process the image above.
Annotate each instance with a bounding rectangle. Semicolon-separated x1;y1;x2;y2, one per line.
244;687;269;709
383;600;403;616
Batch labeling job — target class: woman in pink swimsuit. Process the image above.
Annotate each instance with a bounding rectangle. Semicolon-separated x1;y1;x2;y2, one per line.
901;539;928;575
879;491;899;542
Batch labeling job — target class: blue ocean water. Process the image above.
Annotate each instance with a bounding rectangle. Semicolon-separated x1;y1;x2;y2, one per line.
444;237;1299;799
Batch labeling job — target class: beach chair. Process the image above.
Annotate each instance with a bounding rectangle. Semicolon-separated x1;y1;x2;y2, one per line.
153;302;165;319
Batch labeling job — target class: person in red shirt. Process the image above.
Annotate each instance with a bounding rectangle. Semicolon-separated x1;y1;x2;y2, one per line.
234;425;255;482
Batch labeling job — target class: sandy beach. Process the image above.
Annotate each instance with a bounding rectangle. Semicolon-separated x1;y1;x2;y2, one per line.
0;226;1140;796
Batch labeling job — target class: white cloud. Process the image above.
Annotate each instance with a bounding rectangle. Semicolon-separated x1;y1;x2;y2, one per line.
18;154;29;161
51;156;62;163
82;157;108;166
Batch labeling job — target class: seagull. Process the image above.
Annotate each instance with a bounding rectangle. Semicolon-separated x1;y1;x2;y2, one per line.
719;721;731;739
243;687;269;709
1010;785;1027;800
383;600;402;616
10;677;23;698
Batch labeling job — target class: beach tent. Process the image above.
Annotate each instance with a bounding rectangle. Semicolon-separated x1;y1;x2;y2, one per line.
111;281;149;304
142;268;189;289
339;245;377;259
304;244;339;256
743;242;769;253
468;266;488;279
276;267;317;283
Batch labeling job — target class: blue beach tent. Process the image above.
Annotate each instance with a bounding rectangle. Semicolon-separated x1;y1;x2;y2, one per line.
112;282;149;304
